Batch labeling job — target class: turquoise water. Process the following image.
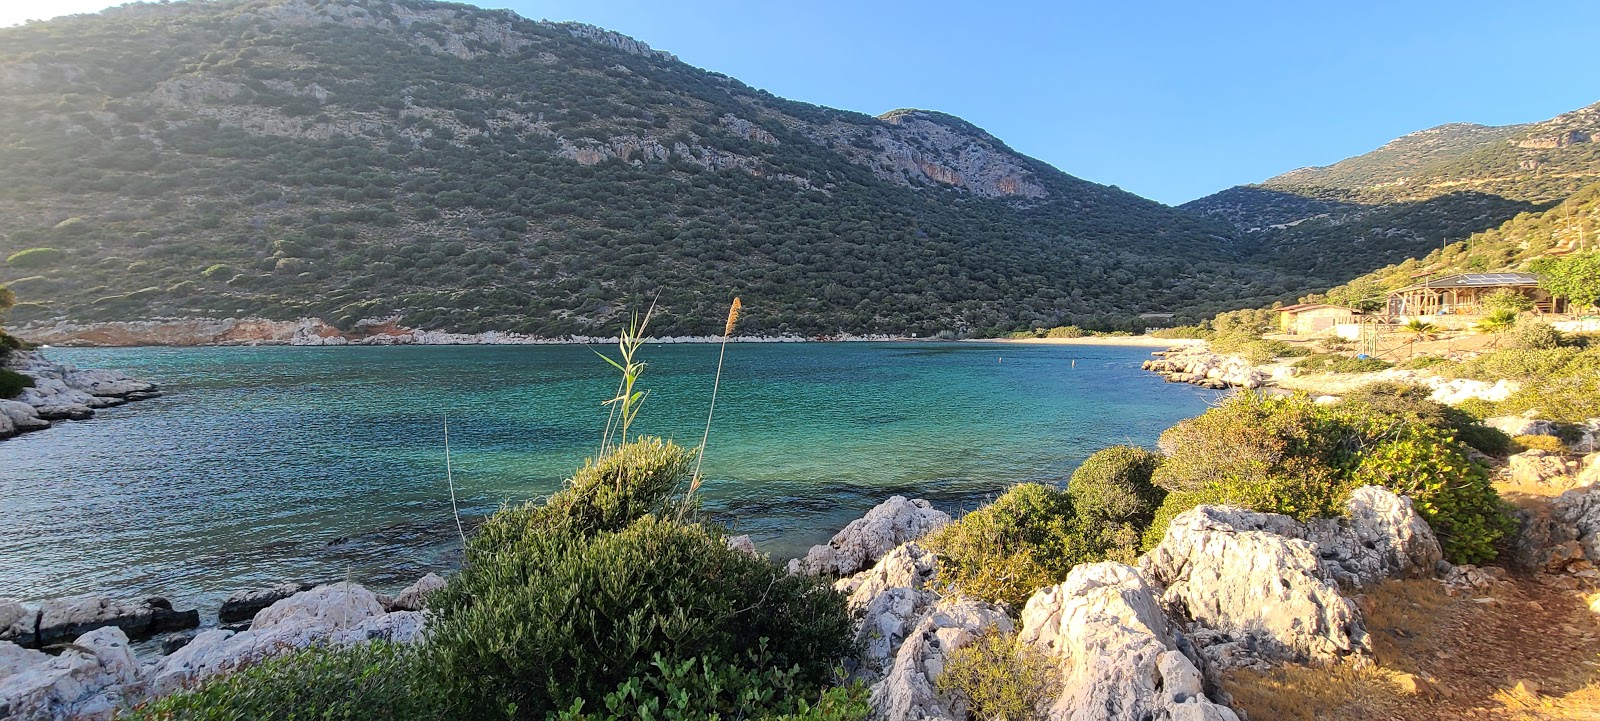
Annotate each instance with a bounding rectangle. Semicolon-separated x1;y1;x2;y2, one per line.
0;342;1218;612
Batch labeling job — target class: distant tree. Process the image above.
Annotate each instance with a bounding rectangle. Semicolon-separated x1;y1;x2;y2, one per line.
1480;288;1534;314
1531;252;1600;311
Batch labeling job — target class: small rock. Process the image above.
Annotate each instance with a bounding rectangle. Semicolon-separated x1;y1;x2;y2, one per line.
218;582;315;623
388;573;446;612
788;496;950;576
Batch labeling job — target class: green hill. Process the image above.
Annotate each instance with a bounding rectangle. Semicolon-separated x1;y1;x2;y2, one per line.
0;0;1308;338
1184;103;1600;286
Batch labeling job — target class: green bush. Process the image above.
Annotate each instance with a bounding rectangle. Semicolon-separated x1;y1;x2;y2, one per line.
553;652;870;721
1342;382;1514;456
1350;423;1514;564
1396;355;1447;370
0;368;33;399
937;628;1058;721
1068;446;1164;526
1507;320;1566;351
427;438;853;720
1293;353;1392;374
1044;325;1086;338
1494;373;1600;423
129;643;466;721
923;483;1093;609
1140;487;1231;551
1149;325;1213;340
5;247;65;268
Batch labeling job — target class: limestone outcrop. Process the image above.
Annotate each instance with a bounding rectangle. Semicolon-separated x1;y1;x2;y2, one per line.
388;573;445;612
1;351;159;437
0;596;198;650
217;581;317;623
0;627;143;721
1140;505;1370;664
1143;347;1266;389
1507;449;1585;488
1018;563;1239;721
867;597;1012;721
788;497;950;576
1304;486;1444;588
835;543;943;677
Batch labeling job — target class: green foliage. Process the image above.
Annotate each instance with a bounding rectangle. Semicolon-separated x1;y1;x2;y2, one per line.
923;483;1092;609
0;283;13;317
128;642;467;721
937;629;1058;721
1044;325;1087;339
5;247;63;269
1149;325;1213;340
1211;332;1308;364
1068;445;1164;526
1349;422;1513;564
1475;309;1519;337
1513;434;1567;453
1493;372;1600;423
553;651;869;721
1437;346;1600;384
0;367;32;399
1292;353;1392;374
1481;288;1535;314
1507;320;1567;350
1341;382;1514;457
1400;319;1440;343
1397;355;1448;370
1531;251;1600;310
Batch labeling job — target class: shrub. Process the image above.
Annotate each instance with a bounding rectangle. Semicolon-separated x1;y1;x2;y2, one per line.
1069;446;1164;525
1513;434;1567;453
1044;325;1086;338
0;368;33;399
0;284;13;317
1349;422;1514;564
1396;355;1447;370
1292;353;1392;374
1342;382;1514;457
553;652;870;721
937;628;1058;721
1481;289;1535;314
129;642;464;721
1140;487;1231;551
5;247;64;268
1495;373;1600;423
1153;393;1361;519
1507;320;1566;350
924;483;1092;609
1149;325;1212;340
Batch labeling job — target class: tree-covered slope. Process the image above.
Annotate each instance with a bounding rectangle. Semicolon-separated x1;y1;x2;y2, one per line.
1184;103;1600;287
0;0;1298;337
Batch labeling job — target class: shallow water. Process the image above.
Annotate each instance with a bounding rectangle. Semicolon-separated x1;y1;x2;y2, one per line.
0;341;1218;611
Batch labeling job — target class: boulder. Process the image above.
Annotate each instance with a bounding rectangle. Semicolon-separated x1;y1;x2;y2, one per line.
788;497;950;576
1508;450;1583;488
867;597;1012;721
0;401;49;437
34;596;198;648
1140;505;1369;664
388;573;446;612
835;543;942;678
1017;563;1239;721
145;582;418;696
218;581;316;623
1577;420;1600;454
0;627;143;721
835;542;941;612
1580;453;1600;487
726;534;759;557
1305;486;1443;588
1552;485;1600;564
0;601;39;648
1486;415;1559;437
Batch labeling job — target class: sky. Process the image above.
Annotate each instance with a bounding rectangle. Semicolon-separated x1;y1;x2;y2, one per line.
4;0;1599;205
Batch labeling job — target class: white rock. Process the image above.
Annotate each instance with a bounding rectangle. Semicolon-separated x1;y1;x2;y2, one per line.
0;627;142;721
1552;485;1600;563
1486;415;1559;437
726;534;759;557
1018;563;1239;721
1306;486;1443;588
867;597;1012;721
389;573;446;612
835;543;942;678
1140;506;1369;664
788;497;950;576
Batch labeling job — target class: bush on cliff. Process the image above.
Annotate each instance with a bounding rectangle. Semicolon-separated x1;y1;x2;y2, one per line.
1144;392;1513;564
427;437;854;720
0;368;32;399
924;483;1096;609
1067;445;1165;562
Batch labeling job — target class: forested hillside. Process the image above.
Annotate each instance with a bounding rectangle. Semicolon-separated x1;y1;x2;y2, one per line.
0;0;1311;337
1186;104;1600;286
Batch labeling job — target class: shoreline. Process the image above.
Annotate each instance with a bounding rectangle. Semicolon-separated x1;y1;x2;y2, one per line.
970;335;1202;348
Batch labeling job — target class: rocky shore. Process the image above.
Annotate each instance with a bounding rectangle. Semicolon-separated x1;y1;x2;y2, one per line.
14;317;903;347
1142;343;1523;404
1;351;159;440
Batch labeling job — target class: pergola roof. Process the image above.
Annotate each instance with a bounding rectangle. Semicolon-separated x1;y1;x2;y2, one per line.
1391;272;1540;294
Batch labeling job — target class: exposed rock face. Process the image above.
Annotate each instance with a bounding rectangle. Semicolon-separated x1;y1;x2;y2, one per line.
1305;486;1444;588
830;109;1048;199
0;627;143;721
1552;485;1600;565
0;601;39;647
217;581;316;623
726;534;759;557
834;543;942;677
1486;415;1559;437
2;351;158;435
22;597;197;649
867;597;1012;721
1140;505;1370;664
147;582;419;696
1142;346;1266;389
788;497;950;576
1018;563;1239;721
388;573;446;612
1507;450;1584;488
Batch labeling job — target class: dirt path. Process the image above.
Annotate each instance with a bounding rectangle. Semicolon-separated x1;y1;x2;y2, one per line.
1224;577;1600;720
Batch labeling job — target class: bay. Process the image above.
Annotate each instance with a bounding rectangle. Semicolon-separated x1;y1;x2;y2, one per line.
0;341;1217;611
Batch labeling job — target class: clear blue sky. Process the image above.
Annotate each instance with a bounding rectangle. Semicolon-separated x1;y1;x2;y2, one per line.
9;1;1600;204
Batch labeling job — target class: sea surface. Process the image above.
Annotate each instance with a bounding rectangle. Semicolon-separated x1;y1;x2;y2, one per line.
0;341;1220;613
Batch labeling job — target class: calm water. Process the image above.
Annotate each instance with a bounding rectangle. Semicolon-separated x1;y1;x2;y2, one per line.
0;341;1218;612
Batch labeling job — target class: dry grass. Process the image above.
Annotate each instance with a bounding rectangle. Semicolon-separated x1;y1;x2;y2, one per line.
1224;578;1600;721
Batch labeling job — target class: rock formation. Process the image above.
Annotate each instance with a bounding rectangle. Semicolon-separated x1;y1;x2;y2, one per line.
788;497;950;576
1018;563;1239;721
0;596;198;650
1507;449;1585;488
1143;347;1266;390
1;351;159;438
867;597;1013;721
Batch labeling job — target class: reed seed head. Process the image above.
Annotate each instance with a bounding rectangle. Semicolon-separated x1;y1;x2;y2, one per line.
724;297;743;336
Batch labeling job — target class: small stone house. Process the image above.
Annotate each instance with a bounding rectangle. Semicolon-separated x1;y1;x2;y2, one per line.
1274;304;1357;336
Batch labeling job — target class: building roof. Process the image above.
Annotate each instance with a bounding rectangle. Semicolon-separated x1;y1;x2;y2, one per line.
1275;303;1350;314
1391;272;1540;293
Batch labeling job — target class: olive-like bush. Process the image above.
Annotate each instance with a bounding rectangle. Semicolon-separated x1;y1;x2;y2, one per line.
923;483;1094;609
0;368;33;399
427;437;853;720
1513;434;1567;453
1068;446;1164;561
1292;353;1392;374
552;651;870;721
1350;422;1515;564
1342;382;1513;456
5;247;64;268
937;628;1058;721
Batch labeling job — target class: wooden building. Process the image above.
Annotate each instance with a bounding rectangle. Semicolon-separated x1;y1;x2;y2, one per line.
1385;272;1564;319
1274;303;1357;335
